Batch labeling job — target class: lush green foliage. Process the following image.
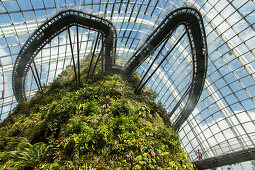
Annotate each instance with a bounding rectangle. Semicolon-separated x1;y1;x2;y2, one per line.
0;63;194;169
252;158;255;169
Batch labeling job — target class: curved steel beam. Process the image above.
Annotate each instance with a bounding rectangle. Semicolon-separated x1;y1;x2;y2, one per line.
124;7;208;131
12;10;117;103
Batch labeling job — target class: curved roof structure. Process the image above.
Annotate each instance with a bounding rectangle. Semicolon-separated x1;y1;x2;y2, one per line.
0;0;254;169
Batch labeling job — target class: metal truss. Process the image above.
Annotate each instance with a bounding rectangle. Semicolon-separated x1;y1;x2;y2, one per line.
0;0;254;169
12;9;117;103
124;7;208;131
12;7;208;133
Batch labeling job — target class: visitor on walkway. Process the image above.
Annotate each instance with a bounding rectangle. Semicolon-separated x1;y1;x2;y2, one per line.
197;149;202;160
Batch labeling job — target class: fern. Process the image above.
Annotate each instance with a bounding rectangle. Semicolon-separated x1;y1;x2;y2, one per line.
1;142;47;169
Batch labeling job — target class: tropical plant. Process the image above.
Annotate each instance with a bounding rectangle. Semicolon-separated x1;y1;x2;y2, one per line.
0;142;47;169
0;59;194;169
251;158;255;169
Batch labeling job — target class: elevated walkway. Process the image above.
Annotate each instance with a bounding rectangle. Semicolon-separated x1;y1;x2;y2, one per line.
193;147;255;169
12;8;208;131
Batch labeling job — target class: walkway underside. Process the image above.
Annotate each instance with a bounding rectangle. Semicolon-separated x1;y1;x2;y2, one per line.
12;9;117;103
193;147;255;170
124;7;208;131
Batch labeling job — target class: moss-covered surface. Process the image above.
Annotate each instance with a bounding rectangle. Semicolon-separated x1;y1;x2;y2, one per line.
0;63;194;169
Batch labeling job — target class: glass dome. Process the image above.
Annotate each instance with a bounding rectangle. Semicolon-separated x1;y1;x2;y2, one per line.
0;0;254;169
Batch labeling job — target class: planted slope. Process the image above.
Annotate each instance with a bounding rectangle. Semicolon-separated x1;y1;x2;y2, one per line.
0;68;193;169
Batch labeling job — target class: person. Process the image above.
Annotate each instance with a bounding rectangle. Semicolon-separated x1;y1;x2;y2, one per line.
197;149;202;160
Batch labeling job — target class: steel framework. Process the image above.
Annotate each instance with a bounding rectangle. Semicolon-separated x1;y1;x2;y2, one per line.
12;9;117;103
12;7;208;133
1;0;255;169
124;7;208;131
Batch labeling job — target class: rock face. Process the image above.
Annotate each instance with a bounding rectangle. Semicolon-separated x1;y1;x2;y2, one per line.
0;65;194;169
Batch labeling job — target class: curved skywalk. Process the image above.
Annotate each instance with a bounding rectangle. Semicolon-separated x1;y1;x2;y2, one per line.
0;0;254;169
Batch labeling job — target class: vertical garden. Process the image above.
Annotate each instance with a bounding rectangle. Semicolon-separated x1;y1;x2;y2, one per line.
0;62;194;169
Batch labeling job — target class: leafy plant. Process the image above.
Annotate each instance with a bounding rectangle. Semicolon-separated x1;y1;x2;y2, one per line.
251;156;255;169
0;142;47;169
0;59;194;169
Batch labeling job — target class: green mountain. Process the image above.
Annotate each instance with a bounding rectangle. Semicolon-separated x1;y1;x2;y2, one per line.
0;62;194;169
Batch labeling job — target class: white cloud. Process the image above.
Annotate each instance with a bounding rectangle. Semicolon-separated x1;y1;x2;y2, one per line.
0;48;12;66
